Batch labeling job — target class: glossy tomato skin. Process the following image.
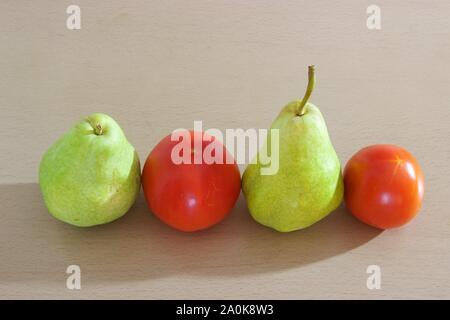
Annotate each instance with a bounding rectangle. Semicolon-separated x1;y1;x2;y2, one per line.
142;131;241;232
344;145;424;229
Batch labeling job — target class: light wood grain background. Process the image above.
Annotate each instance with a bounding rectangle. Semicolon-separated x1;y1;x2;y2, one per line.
1;0;450;299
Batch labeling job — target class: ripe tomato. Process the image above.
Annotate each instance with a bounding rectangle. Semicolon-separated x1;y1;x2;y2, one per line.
344;144;424;229
142;130;241;232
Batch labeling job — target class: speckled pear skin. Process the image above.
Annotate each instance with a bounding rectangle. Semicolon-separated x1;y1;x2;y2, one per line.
242;101;343;232
39;113;141;227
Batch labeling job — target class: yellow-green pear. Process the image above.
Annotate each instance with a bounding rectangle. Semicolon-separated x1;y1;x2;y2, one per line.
39;113;141;227
242;66;343;232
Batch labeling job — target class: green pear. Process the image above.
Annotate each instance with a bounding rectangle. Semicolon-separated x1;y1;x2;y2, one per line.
243;66;343;232
39;113;141;227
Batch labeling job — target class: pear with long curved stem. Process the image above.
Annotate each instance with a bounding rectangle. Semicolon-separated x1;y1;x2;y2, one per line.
242;66;343;232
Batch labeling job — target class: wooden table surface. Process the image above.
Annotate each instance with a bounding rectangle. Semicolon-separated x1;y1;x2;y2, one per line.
1;1;450;299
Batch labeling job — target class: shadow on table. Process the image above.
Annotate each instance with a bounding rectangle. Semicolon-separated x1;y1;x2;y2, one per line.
0;183;382;283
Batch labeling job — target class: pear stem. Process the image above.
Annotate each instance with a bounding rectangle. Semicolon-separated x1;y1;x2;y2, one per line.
296;65;315;116
94;123;103;135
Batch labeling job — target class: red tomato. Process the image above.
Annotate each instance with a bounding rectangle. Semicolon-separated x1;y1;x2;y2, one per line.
142;130;241;232
344;144;424;229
